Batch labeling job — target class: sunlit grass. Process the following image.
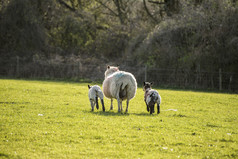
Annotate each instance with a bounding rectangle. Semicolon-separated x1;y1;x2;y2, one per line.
0;79;238;158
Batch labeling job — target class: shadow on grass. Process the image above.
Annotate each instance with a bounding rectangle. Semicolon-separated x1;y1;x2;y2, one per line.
83;110;156;117
0;153;10;158
131;112;160;116
83;110;130;116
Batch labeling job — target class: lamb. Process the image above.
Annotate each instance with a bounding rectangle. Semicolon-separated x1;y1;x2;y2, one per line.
102;65;137;113
88;85;105;112
143;82;161;114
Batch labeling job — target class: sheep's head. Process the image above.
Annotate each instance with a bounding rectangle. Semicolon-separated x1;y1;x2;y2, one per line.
105;65;119;78
143;82;153;91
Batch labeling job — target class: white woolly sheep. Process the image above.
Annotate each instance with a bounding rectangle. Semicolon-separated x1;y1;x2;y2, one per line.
143;82;161;114
88;85;105;112
102;66;137;113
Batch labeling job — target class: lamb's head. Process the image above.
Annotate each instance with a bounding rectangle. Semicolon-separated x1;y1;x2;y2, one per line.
105;65;119;78
143;82;153;91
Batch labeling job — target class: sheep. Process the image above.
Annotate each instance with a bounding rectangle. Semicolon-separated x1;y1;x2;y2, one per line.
88;85;105;112
143;82;161;114
102;65;137;113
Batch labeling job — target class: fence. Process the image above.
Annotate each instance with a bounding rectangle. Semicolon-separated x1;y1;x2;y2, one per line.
142;67;237;91
1;56;237;92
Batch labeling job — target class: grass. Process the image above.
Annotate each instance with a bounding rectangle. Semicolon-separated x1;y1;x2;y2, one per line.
0;79;238;159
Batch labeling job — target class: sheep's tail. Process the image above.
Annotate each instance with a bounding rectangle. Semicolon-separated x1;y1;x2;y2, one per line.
120;82;128;91
121;74;137;100
148;92;158;105
119;83;127;99
152;92;159;102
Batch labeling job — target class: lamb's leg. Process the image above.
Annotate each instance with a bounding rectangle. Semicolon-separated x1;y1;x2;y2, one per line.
145;102;149;112
157;103;160;114
150;105;153;114
157;96;161;114
120;100;123;112
110;99;113;110
95;97;99;110
101;99;105;112
90;100;95;111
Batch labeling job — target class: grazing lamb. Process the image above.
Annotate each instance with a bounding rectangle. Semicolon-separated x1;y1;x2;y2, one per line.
102;65;137;113
143;82;161;114
88;85;105;112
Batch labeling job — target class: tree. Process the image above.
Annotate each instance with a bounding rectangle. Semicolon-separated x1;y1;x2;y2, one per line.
0;0;46;57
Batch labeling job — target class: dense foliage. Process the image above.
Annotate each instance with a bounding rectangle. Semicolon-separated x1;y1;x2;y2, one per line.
0;0;238;90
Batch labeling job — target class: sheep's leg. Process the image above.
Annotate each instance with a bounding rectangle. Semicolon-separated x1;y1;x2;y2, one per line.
117;97;121;113
121;100;123;112
110;99;113;110
101;99;105;112
90;100;95;111
95;97;99;110
125;99;129;113
116;86;121;113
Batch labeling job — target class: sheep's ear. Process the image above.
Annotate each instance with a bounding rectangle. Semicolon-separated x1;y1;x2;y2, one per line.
143;82;146;86
88;85;91;89
107;65;110;69
150;82;153;86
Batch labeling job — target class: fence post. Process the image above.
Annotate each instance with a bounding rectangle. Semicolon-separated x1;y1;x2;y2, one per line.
77;61;80;79
144;65;147;82
211;73;214;89
196;64;201;89
219;68;222;91
229;75;232;91
78;61;82;79
16;56;20;77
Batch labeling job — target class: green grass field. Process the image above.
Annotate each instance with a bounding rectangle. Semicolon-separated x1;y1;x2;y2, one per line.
0;79;238;158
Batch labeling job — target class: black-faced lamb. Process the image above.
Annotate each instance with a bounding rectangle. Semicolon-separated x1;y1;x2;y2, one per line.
143;82;161;114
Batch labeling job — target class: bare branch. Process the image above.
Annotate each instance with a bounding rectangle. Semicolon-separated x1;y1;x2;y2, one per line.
148;0;165;5
113;0;125;24
143;0;158;23
95;0;118;17
57;0;75;11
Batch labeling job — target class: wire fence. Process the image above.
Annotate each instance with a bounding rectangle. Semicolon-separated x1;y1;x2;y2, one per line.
1;56;237;92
